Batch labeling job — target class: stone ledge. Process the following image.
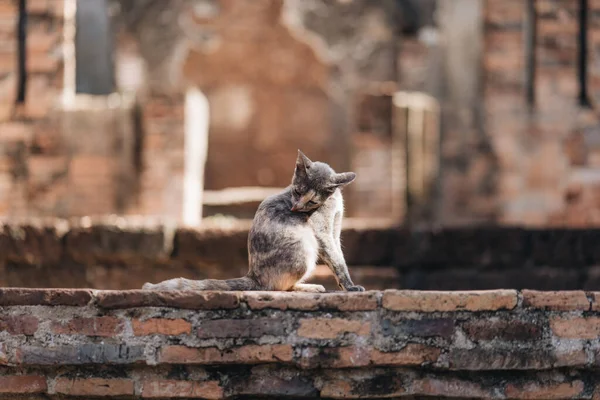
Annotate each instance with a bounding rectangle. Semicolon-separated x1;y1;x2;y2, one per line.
1;288;600;398
1;288;599;311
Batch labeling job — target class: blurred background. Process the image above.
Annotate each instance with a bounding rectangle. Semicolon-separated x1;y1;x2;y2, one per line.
0;0;599;291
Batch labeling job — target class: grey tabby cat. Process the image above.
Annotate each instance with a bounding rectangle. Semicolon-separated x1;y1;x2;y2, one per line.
142;150;364;292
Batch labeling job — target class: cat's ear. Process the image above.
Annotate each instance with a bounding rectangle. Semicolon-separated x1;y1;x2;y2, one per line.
295;150;312;178
330;172;356;188
296;150;312;169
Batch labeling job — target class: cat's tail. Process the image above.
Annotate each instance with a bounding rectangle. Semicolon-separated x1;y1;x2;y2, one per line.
142;276;260;291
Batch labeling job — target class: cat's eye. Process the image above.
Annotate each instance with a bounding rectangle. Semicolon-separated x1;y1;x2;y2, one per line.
307;200;318;205
293;188;301;197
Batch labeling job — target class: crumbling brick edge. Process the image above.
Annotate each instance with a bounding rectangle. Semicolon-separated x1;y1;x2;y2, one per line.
1;288;600;399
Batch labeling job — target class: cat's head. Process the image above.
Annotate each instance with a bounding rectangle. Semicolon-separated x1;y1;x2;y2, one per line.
290;150;356;212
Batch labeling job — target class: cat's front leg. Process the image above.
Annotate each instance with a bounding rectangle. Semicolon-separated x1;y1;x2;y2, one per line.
317;234;364;292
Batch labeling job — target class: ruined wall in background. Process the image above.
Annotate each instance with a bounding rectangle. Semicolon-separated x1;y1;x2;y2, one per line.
3;220;600;292
0;1;144;219
0;0;66;216
182;0;399;219
109;0;400;219
483;0;600;226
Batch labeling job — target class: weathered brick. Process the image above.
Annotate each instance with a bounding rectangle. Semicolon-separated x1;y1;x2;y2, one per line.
551;316;600;339
555;346;587;367
96;290;240;309
242;291;379;311
449;348;555;370
0;376;47;394
522;290;590;311
411;377;492;398
133;318;191;336
51;316;123;337
54;378;134;397
0;315;39;335
299;344;439;368
0;288;92;306
463;318;542;341
369;344;440;367
588;292;600;311
297;318;370;339
141;379;223;399
381;318;454;339
320;380;357;399
0;343;8;365
243;292;320;311
17;344;145;365
158;344;293;364
382;290;518;311
318;292;380;311
2;225;62;264
197;318;285;338
505;380;585;400
320;371;406;399
64;226;166;262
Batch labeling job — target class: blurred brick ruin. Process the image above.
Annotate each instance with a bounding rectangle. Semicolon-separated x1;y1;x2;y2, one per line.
0;0;600;227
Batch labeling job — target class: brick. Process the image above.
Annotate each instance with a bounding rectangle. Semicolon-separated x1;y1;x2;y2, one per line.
51;316;123;337
318;292;380;311
54;378;134;397
320;380;357;399
2;225;63;264
27;0;51;14
411;377;492;399
158;344;293;364
243;292;320;311
369;344;440;367
17;344;145;365
0;343;8;365
0;315;39;335
133;318;191;336
555;346;587;367
320;372;406;399
232;370;318;397
27;29;60;54
96;290;240;309
27;51;60;74
0;376;47;394
141;380;223;399
551;316;600;339
299;344;439;368
0;122;33;142
244;290;380;311
381;318;454;339
64;226;167;262
589;292;600;311
448;348;556;370
297;318;370;339
197;318;285;338
462;318;542;341
0;288;93;306
505;381;585;400
522;290;590;311
382;290;518;311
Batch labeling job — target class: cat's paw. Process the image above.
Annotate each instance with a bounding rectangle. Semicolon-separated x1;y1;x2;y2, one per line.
293;283;327;293
346;285;365;292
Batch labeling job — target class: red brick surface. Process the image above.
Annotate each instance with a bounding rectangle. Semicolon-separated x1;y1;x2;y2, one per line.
0;288;596;398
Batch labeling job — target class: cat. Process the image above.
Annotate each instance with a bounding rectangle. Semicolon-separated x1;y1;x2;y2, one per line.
142;150;365;292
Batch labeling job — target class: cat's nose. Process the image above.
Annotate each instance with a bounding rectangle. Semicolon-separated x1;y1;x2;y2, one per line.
291;204;299;212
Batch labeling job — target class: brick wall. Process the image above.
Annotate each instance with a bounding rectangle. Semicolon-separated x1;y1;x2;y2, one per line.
483;0;600;226
0;0;65;216
0;288;599;398
3;220;600;292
